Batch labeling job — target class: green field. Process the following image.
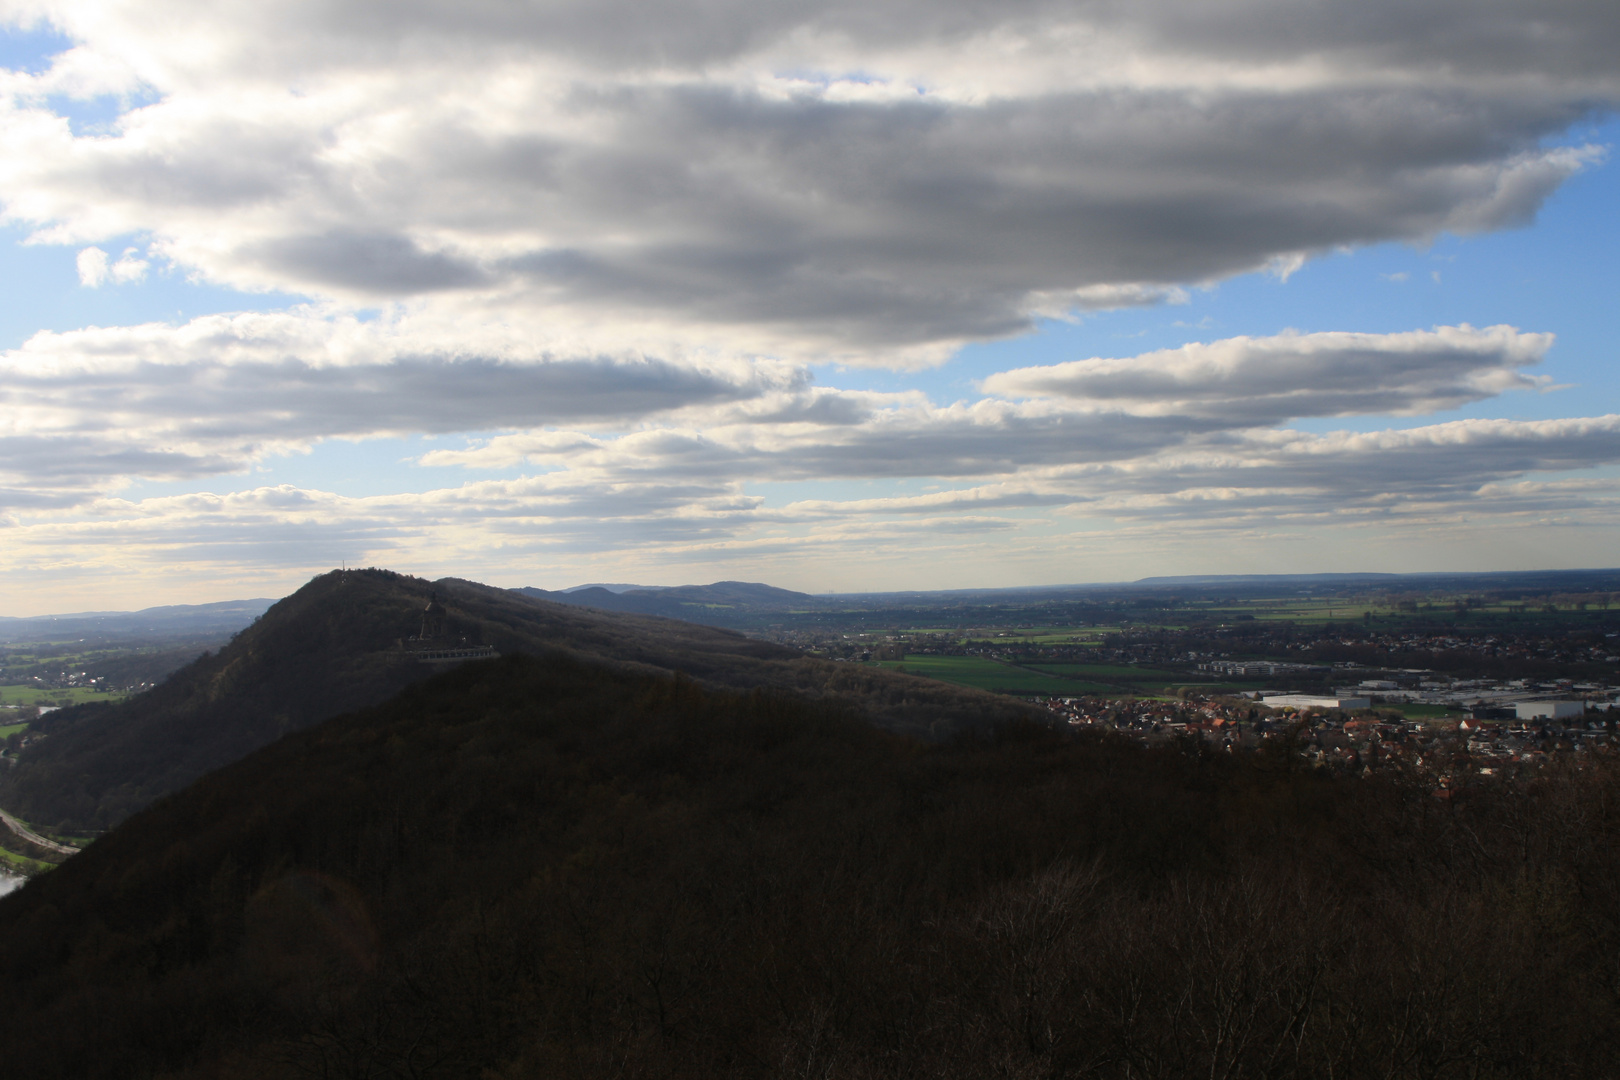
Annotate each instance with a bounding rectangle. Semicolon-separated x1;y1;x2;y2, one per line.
1027;662;1186;681
876;655;1159;697
974;629;1116;644
1380;702;1463;720
0;722;27;739
0;846;52;873
0;684;124;707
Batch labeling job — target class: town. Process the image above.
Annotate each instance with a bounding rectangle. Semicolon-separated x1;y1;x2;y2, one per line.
768;585;1620;787
1035;686;1616;788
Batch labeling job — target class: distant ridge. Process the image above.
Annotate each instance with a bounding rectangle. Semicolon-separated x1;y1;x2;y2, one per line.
1128;569;1620;589
517;580;819;625
1132;573;1402;586
521;569;1620;624
0;598;276;643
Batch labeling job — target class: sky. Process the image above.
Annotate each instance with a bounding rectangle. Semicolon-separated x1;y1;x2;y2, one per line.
0;0;1617;614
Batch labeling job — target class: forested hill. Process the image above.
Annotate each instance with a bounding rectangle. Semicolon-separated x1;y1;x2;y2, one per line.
0;651;1616;1078
1;569;1031;833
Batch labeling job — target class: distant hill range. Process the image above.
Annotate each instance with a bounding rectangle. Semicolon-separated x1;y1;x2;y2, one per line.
516;580;820;622
520;569;1620;627
1;570;1030;833
8;567;1618;642
1131;573;1402;586
1124;568;1620;597
0;598;276;644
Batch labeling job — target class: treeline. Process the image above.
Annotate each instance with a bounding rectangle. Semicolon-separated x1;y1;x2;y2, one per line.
0;651;1616;1077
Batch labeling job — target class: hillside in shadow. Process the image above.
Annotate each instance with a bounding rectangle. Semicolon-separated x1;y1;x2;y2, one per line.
0;651;1616;1078
1;569;1032;832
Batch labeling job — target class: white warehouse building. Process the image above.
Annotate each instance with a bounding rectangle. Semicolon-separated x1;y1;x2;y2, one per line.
1261;694;1372;712
1514;701;1585;721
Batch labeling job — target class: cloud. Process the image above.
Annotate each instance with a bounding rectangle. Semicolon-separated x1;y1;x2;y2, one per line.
1074;416;1620;518
425;399;1220;483
74;245;106;285
0;1;1610;362
981;325;1553;423
2;415;1615;603
74;244;146;286
0;306;1596;543
0;1;1617;604
252;232;488;294
427;411;1620;517
0;309;801;505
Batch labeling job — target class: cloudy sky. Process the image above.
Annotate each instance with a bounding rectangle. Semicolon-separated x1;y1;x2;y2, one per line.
0;0;1617;613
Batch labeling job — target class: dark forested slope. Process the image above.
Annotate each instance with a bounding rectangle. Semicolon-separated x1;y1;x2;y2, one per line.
2;569;1031;832
0;652;1616;1079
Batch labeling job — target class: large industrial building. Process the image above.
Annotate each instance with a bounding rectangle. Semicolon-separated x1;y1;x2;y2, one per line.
1514;700;1585;721
1261;694;1372;712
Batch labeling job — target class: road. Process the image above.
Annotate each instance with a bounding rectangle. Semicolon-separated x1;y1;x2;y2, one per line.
0;809;78;855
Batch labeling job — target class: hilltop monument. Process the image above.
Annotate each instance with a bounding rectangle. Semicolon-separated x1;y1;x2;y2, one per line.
403;592;497;664
421;592;448;640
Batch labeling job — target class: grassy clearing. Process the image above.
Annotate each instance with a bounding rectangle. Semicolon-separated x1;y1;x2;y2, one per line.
1382;703;1464;720
874;656;1027;692
1028;663;1187;682
0;722;27;738
874;656;1230;699
0;684;125;707
958;630;1110;645
0;846;53;873
875;656;1117;697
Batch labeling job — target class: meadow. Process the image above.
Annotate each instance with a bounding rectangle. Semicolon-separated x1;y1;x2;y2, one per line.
0;684;125;708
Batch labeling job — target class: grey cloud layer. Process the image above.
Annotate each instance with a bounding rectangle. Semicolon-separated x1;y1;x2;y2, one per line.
35;416;1615;576
1092;418;1620;514
40;0;1620;81
433;415;1620;520
3;0;1613;357
0;321;1574;510
0;313;796;502
10;353;768;437
7;409;1616;593
982;325;1553;423
1;0;1617;586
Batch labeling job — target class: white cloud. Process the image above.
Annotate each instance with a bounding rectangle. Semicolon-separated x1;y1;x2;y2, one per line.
74;244;106;285
110;245;147;282
74;243;146;286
